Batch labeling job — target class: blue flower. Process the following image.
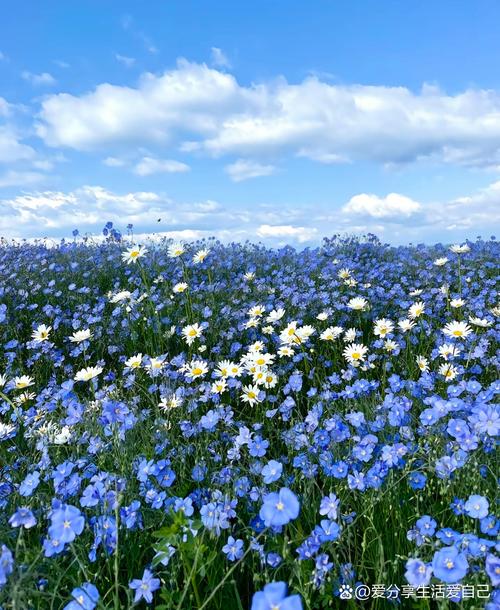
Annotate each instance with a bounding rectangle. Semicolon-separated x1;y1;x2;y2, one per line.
315;519;340;543
408;472;427;490
415;515;437;537
63;582;99;610
222;536;244;561
19;471;40;497
319;493;339;520
480;516;499;537
261;460;283;484
404;558;432;586
174;497;194;517
485;554;500;587
266;552;282;567
464;494;489;519
49;504;85;544
0;544;13;588
432;546;469;583
129;568;160;604
259;488;300;528
251;582;303;610
8;507;37;529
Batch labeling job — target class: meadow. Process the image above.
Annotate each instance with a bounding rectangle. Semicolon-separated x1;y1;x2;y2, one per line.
0;228;498;609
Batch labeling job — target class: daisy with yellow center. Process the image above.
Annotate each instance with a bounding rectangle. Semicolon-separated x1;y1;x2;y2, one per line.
343;343;368;366
121;245;148;264
14;375;35;389
32;324;52;343
186;360;208;380
241;384;262;406
182;323;203;345
442;321;472;339
125;354;143;369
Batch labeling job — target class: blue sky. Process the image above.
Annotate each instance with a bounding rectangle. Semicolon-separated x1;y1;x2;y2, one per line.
1;0;500;245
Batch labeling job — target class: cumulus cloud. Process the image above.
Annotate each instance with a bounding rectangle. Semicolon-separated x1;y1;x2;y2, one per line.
211;47;231;68
430;179;500;232
115;54;136;68
256;224;318;243
35;61;500;169
121;14;158;54
0;98;10;118
225;159;276;182
0;170;46;188
37;61;251;150
0;97;37;163
1;178;499;245
0;126;36;163
342;193;422;218
103;156;127;167
0;186;229;238
21;71;56;86
133;156;190;176
53;60;70;69
0;184;315;244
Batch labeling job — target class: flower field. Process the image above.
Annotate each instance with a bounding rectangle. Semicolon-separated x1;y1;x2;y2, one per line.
0;231;498;609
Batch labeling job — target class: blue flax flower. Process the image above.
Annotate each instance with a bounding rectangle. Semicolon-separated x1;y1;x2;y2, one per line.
259;488;300;528
222;536;244;561
0;544;14;588
251;582;303;610
129;568;160;604
261;460;283;484
49;504;85;544
404;559;432;586
63;582;99;610
464;494;489;519
8;507;37;529
485;554;500;587
432;546;469;583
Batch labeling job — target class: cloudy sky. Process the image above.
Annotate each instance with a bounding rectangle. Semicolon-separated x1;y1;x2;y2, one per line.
1;0;500;245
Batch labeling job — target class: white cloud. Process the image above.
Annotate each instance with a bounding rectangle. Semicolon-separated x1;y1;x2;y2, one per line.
342;193;422;218
1;178;499;245
431;180;500;231
32;159;55;171
121;14;158;54
37;60;250;150
211;47;231;68
225;159;276;182
0;170;46;188
0;98;10;118
21;71;56;86
256;224;317;243
53;60;70;69
0;126;36;163
115;54;136;68
0;185;314;244
103;156;127;167
133;156;190;176
35;61;500;169
0;186;227;237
